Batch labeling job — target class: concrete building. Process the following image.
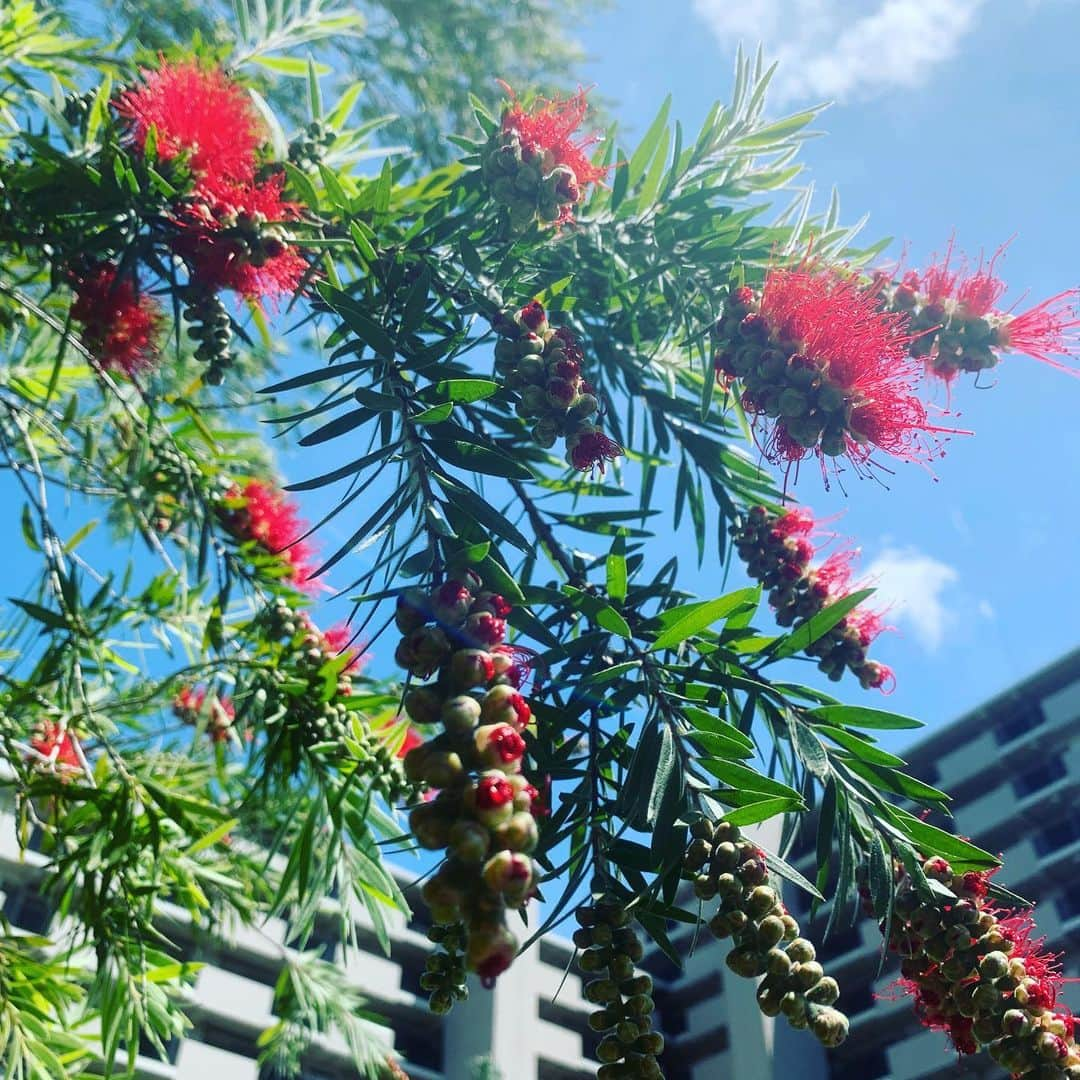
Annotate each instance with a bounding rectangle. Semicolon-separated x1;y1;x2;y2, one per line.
1;647;1077;1079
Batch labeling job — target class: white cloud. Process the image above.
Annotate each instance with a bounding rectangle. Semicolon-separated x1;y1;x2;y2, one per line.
977;599;996;620
861;546;959;652
692;0;987;105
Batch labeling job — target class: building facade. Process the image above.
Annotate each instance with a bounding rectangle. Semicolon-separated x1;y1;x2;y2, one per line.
1;647;1077;1079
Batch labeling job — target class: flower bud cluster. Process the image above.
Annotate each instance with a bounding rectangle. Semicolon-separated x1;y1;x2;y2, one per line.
181;285;234;384
480;87;606;230
732;505;893;692
710;270;949;476
173;684;236;743
713;284;862;460
420;922;469;1015
878;856;1080;1076
253;601;417;801
493;300;623;474
574;899;664;1079
879;271;1001;381
395;574;542;991
288;120;335;170
870;243;1079;385
685;819;849;1048
258;599;359;746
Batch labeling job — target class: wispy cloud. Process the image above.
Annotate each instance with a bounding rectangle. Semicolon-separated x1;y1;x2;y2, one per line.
862;546;959;652
692;0;987;105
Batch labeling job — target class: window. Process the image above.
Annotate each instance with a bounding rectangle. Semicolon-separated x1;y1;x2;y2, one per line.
395;1025;442;1071
1056;891;1080;922
1034;812;1080;856
3;884;52;934
996;702;1044;745
831;1048;888;1079
1013;758;1067;799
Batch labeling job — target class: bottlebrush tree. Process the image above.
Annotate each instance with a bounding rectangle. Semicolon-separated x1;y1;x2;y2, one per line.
0;1;1077;1078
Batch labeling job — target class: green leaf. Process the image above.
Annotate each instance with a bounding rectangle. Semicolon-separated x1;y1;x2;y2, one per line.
869;833;892;921
185;818;239;857
786;712;830;779
250;55;331;77
318;283;397;358
437;477;531;551
580;660;640;686
724;797;802;827
595;606;632;638
21;504;40;552
806;704;923;732
412;402;454;424
687;729;754;761
606;533;628;604
841;756;950;807
816;725;907;767
768;589;875;661
349;220;377;263
433;379;499;403
628;95;671;188
649;588;759;652
10;598;67;631
430;439;534;480
701;760;804;804
882;807;999;871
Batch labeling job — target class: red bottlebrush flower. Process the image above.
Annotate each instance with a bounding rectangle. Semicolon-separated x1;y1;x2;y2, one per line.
809;550;854;600
472;925;518;987
173;684;207;717
173;685;236;740
734;506;894;692
753;266;953;474
486;724;526;765
116;61;263;189
176;174;307;303
892;240;1080;380
520;300;548;332
567;426;623;474
499;84;608;194
29;721;81;771
226;480;319;589
773;506;816;537
492;645;538;691
70;265;162;376
464;612;507;648
475;774;515;810
553;326;584;363
322;623;368;673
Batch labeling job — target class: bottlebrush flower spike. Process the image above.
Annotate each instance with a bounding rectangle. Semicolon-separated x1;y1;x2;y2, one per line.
492;300;623;473
173;685;236;742
175;173;307;302
29;721;81;772
481;84;608;228
396;574;540;999
223;480;319;589
116;60;263;189
878;239;1080;382
733;506;894;692
712;266;958;483
878;856;1080;1073
70;264;162;376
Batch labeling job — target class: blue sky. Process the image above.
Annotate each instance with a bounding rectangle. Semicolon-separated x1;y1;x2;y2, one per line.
564;0;1080;744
